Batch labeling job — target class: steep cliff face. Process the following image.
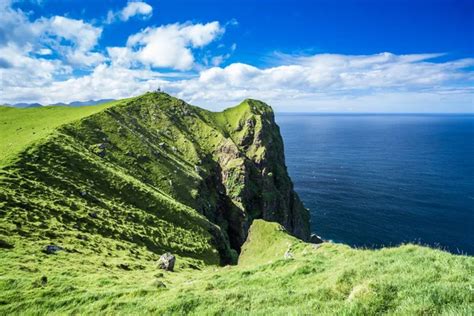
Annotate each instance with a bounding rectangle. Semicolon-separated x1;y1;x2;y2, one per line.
205;99;310;248
0;92;309;265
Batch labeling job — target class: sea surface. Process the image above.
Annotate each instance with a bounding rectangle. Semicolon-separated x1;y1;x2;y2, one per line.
276;113;474;255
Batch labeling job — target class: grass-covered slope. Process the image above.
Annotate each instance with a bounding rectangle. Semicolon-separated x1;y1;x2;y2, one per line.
0;100;126;167
0;220;472;314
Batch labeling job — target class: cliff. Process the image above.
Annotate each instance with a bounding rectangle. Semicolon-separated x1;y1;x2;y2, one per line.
0;92;309;265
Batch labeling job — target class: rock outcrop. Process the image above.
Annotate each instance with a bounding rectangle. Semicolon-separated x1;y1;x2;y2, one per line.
204;98;311;250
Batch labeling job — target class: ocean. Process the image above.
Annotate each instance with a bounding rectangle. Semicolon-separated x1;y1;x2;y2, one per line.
276;113;474;255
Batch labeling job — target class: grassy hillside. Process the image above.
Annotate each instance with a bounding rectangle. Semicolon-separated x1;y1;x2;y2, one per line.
0;92;309;266
0;92;472;314
0;220;472;314
0;100;126;167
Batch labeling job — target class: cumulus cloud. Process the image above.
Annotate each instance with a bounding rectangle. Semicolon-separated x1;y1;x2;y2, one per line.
1;0;472;112
121;1;153;20
0;1;103;67
40;16;104;66
0;0;39;48
1;63;169;104
0;0;229;103
106;1;153;23
0;44;72;93
2;52;473;113
164;52;474;111
0;0;105;102
125;21;225;70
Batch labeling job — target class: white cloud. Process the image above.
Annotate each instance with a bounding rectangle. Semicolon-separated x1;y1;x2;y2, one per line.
0;0;472;112
194;53;473;94
106;1;153;23
126;21;224;70
39;16;104;66
37;48;52;55
2;52;473;113
0;2;104;67
107;46;136;67
161;53;474;111
0;0;41;48
0;44;72;93
121;1;153;21
46;16;101;52
1;63;169;104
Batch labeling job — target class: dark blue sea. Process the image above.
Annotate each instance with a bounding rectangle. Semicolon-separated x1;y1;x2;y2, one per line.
276;114;474;255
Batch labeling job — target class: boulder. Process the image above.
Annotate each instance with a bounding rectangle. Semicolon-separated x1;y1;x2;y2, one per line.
154;280;167;288
43;245;64;254
158;252;175;271
118;263;131;270
310;233;324;244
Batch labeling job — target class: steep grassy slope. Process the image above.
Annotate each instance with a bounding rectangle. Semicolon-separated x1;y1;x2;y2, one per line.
0;220;472;314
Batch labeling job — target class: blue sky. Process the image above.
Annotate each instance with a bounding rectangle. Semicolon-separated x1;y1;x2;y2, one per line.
1;0;473;112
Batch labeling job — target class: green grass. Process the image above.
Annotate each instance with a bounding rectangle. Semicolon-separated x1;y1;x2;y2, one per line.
0;220;472;315
0;100;126;166
0;92;472;314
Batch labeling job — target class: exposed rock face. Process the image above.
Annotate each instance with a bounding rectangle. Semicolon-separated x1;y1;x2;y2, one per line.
207;99;311;249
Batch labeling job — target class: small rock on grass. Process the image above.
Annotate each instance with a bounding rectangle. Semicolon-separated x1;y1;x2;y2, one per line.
158;253;175;271
118;263;131;270
42;245;63;255
310;233;324;244
154;280;167;288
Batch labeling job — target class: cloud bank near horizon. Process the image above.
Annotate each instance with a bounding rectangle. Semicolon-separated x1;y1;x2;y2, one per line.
0;0;473;112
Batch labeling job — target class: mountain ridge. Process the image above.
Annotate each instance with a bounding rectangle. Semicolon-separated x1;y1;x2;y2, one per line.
2;99;116;108
0;92;309;265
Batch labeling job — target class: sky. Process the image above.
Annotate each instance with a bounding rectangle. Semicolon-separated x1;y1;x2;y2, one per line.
1;0;473;112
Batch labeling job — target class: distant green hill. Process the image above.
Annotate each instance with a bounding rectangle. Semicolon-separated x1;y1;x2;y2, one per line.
0;93;472;314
